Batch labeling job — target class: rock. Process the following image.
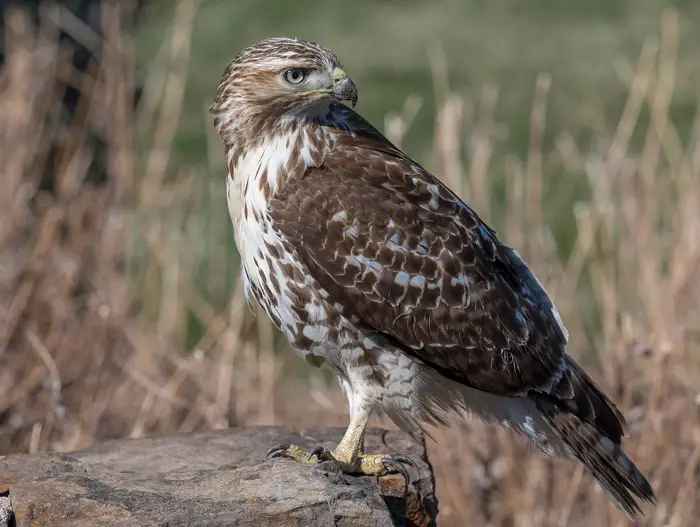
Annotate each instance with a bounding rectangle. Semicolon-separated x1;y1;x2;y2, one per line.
0;426;437;526
0;496;11;526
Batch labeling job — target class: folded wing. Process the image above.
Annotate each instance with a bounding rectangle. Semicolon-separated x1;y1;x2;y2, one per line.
269;140;567;397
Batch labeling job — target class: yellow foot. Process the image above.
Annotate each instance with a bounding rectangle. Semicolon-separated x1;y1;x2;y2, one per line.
265;444;321;464
265;444;414;477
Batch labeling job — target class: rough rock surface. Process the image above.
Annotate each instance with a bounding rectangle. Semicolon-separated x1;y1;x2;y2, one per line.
0;426;437;526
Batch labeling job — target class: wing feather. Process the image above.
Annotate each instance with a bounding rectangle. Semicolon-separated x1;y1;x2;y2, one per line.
269;135;567;397
268;128;566;395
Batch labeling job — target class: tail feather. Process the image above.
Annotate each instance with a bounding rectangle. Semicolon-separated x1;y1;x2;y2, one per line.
532;357;656;517
541;406;656;516
543;355;625;443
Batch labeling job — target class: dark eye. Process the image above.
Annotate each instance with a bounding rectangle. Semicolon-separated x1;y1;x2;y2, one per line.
284;68;307;84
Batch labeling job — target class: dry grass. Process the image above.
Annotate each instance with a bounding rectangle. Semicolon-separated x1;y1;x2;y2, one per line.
1;3;698;526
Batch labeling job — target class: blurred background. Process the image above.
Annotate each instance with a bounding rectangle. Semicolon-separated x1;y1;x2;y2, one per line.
1;0;699;525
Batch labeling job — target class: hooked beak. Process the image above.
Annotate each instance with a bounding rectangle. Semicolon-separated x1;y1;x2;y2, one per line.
331;67;358;107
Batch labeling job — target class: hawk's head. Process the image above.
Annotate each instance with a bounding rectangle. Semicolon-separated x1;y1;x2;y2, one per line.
211;37;357;145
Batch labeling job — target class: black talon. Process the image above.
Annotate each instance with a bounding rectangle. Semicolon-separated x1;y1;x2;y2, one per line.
266;444;290;459
390;454;418;469
308;445;327;461
382;455;415;484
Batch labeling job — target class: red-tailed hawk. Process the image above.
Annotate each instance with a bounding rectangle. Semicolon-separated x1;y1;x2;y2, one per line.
210;37;655;517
